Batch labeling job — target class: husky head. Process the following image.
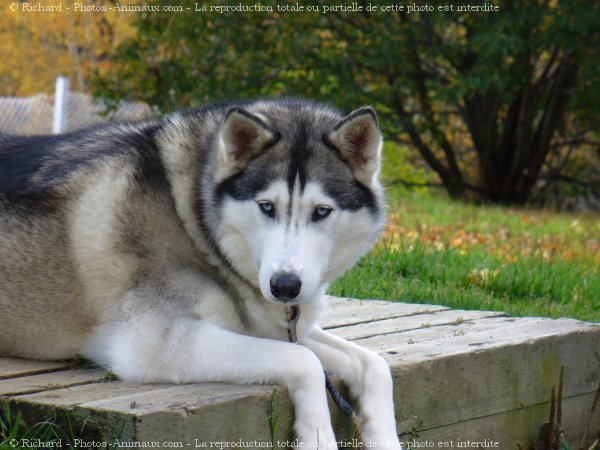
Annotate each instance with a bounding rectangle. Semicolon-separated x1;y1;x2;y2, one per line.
212;99;385;305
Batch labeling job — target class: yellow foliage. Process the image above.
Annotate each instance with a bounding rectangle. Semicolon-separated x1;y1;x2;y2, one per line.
381;202;599;267
467;268;500;286
0;1;136;96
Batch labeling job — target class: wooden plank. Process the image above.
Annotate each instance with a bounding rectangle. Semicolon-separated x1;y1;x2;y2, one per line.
354;319;600;432
82;382;278;414
0;357;70;380
85;383;348;446
133;386;295;446
322;297;449;329
14;382;351;445
12;382;175;407
352;316;599;361
329;308;507;340
1;299;598;446
407;391;600;450
14;383;342;445
10;326;597;445
0;369;107;395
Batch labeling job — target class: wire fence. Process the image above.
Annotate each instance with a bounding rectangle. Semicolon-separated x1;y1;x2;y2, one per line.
0;91;155;136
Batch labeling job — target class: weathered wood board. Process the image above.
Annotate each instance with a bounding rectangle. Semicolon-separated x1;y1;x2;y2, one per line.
1;297;598;449
0;358;70;379
0;369;107;395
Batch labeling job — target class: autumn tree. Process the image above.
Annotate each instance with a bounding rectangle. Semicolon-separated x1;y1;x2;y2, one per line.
96;0;599;205
0;1;134;96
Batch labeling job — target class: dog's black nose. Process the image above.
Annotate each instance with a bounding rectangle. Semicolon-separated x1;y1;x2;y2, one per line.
270;272;302;301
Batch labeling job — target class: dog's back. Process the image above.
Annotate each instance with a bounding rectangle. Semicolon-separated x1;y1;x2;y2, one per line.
0;125;179;359
1;133;86;357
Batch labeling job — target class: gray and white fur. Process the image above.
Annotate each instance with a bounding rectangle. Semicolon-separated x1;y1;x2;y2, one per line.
0;98;400;448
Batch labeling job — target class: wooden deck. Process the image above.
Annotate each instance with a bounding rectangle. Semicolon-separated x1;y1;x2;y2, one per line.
1;297;599;449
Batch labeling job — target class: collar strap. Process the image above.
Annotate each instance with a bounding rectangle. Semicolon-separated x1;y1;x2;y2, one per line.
286;305;301;343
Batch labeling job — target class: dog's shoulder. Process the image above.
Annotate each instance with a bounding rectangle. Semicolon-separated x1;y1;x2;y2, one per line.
0;121;164;202
0;132;63;195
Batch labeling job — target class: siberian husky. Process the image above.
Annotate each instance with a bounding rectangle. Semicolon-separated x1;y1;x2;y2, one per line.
0;98;400;448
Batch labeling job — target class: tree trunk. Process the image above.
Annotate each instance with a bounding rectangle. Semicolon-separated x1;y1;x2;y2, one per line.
460;55;578;205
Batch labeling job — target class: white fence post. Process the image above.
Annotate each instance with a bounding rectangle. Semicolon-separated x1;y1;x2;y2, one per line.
52;76;70;134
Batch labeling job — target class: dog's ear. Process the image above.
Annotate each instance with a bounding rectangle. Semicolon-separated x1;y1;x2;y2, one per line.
216;108;277;181
325;107;382;186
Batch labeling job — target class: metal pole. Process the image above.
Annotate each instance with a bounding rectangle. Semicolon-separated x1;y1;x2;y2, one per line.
52;76;70;134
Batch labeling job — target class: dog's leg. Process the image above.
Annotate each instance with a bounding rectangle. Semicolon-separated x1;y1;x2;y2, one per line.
90;317;338;449
302;327;401;449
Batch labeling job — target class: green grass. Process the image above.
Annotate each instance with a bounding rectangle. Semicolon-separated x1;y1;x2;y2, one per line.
329;192;600;322
267;388;281;447
0;402;87;450
0;401;126;450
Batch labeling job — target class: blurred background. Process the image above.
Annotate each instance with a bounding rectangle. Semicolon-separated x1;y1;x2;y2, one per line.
1;0;598;320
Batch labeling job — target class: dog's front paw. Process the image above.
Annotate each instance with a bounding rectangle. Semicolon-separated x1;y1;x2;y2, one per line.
360;415;402;449
293;423;338;450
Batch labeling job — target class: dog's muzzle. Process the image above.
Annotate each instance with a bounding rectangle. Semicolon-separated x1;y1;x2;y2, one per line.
270;272;302;302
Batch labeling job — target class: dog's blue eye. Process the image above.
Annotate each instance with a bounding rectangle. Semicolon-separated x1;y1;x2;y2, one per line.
258;201;275;218
312;206;333;222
